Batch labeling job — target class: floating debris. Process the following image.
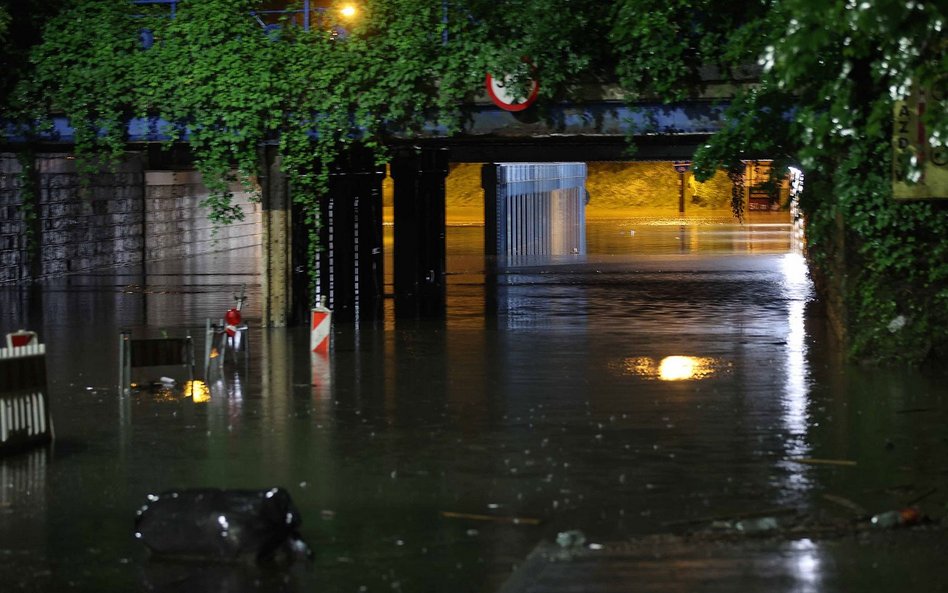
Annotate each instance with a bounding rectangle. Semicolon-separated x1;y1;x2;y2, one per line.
556;530;586;549
822;494;867;515
440;511;542;525
870;507;921;529
787;457;857;467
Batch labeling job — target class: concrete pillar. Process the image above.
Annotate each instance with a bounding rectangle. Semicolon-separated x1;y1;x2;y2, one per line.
391;146;450;318
314;147;386;323
260;145;292;327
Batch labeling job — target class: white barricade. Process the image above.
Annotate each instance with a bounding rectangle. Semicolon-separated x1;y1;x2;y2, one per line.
1;334;53;453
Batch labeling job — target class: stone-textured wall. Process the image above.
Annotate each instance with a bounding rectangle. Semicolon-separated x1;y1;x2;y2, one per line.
144;171;261;261
0;155;30;283
0;152;146;282
0;152;262;283
41;154;146;276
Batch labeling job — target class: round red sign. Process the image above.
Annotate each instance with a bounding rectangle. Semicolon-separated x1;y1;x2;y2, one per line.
485;72;540;112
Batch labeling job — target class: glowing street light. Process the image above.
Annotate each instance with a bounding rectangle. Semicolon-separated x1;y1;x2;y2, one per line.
339;4;358;19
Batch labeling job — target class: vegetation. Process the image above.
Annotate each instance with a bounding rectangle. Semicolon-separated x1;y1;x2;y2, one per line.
0;0;944;362
686;0;948;364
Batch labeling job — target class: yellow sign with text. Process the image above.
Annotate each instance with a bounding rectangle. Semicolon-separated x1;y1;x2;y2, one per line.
893;88;947;199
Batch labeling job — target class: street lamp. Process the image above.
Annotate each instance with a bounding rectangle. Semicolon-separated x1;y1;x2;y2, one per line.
672;161;691;215
339;4;358;19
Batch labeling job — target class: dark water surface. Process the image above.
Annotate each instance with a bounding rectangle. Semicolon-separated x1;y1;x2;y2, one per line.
2;217;947;592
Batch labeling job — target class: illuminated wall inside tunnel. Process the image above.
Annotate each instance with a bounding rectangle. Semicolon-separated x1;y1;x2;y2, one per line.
384;162;745;225
584;162;734;217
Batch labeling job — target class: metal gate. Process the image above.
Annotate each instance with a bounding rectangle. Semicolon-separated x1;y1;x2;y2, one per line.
483;163;587;268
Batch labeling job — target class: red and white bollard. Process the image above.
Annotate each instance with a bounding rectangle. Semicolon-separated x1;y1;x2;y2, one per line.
311;297;332;390
311;297;332;355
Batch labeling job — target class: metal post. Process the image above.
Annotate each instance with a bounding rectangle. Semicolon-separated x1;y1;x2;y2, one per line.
679;171;685;214
673;161;691;215
119;331;131;396
203;319;214;379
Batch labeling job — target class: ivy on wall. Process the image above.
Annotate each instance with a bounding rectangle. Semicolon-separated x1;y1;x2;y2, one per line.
15;150;38;263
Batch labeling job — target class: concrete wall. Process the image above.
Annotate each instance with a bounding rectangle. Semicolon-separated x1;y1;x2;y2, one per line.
0;155;31;283
0;152;262;283
0;152;146;282
144;171;261;261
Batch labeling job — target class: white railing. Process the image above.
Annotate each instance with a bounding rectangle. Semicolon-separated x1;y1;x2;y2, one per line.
0;336;52;453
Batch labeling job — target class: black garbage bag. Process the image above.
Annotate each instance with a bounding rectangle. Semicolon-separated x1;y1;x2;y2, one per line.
134;487;310;563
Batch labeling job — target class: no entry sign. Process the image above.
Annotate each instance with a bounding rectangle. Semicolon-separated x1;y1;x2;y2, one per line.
485;71;540;112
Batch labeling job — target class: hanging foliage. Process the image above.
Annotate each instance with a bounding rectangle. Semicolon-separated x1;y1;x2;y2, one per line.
687;0;948;363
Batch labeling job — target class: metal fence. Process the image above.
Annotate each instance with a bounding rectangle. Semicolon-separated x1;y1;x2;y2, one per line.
484;163;587;268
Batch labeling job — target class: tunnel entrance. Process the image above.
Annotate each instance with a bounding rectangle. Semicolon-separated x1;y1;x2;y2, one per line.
382;159;798;323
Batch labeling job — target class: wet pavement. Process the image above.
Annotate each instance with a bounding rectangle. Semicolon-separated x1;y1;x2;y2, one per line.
1;215;947;592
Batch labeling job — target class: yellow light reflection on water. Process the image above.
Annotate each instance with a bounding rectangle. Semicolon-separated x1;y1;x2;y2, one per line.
622;356;719;381
185;380;211;403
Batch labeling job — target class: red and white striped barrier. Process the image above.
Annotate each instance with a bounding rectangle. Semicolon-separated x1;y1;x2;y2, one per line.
311;300;332;356
311;300;332;390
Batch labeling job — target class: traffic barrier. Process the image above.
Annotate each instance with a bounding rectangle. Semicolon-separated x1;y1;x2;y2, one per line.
311;298;332;389
311;298;332;356
5;330;37;349
1;333;53;454
118;331;195;395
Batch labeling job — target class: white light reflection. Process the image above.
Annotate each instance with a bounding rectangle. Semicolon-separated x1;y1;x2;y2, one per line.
659;356;699;381
789;539;823;592
781;252;814;487
788;167;806;253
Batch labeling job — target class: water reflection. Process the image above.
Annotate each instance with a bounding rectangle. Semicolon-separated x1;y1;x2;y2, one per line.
2;217;948;592
585;213;793;255
788;539;822;593
621;355;721;381
781;252;814;470
0;448;47;507
186;380;211;403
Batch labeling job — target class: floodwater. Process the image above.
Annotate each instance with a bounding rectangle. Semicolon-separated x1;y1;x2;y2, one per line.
1;214;947;592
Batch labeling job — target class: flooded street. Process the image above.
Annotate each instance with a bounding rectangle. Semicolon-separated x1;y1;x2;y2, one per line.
2;216;947;592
